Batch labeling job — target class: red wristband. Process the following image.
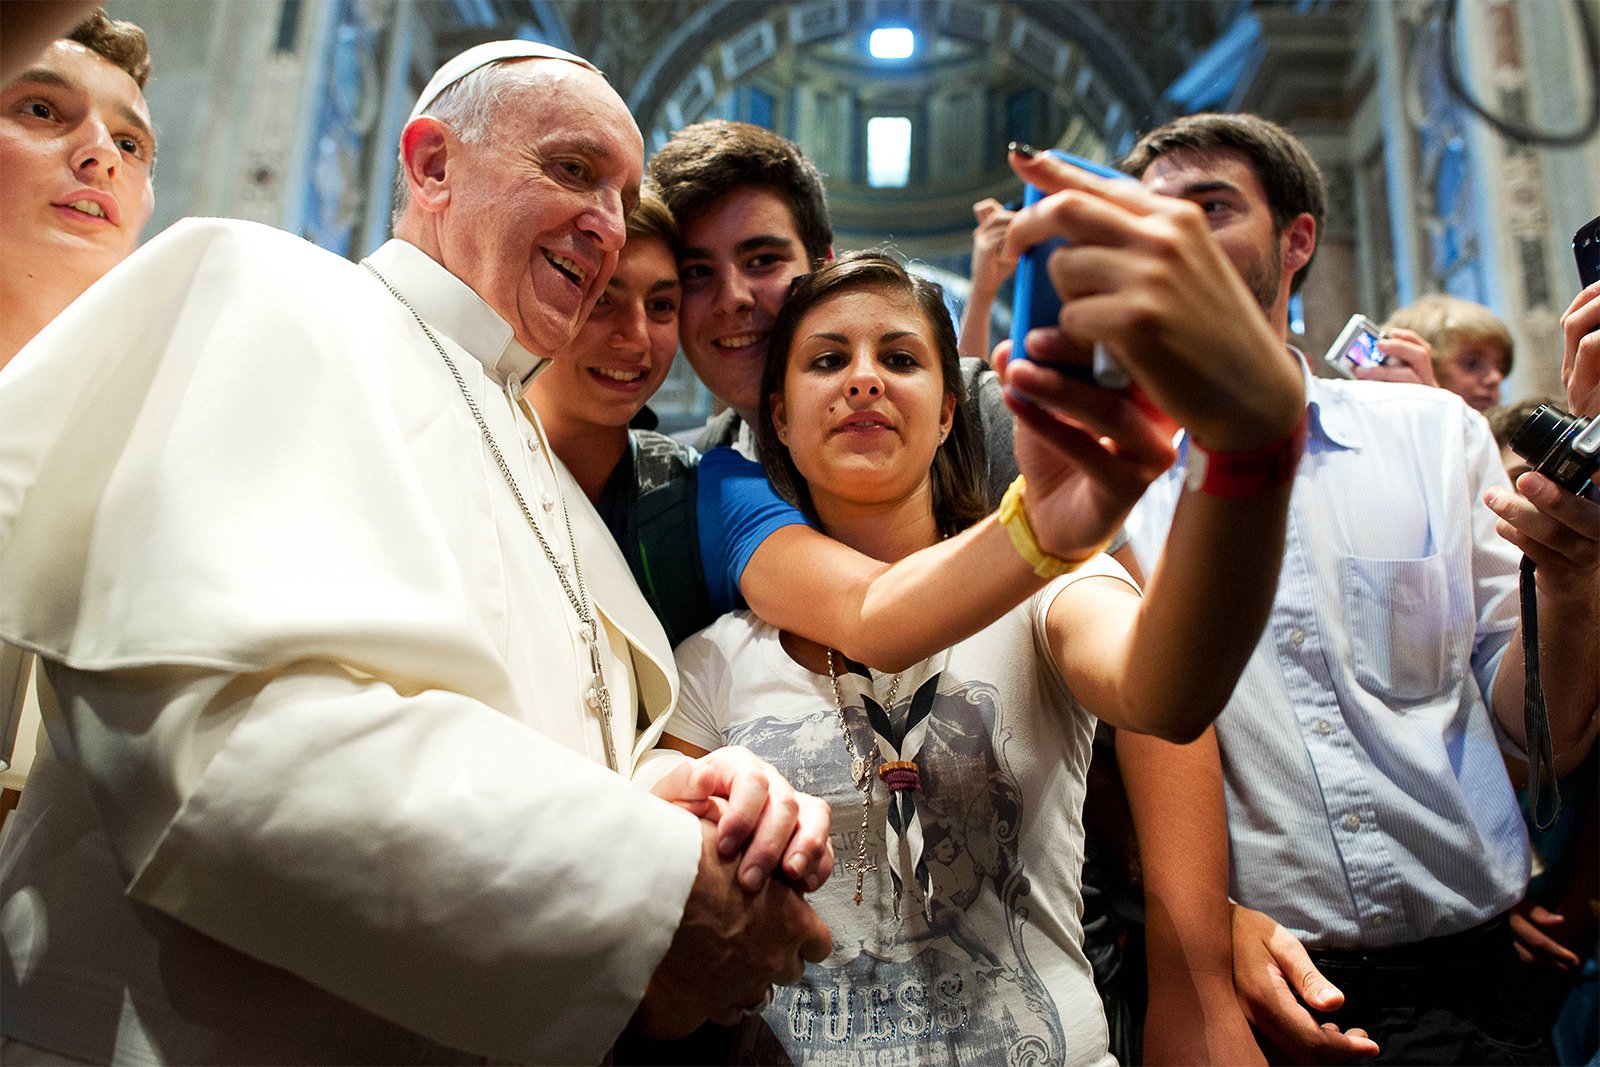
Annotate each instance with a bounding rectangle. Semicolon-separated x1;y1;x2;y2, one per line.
1184;411;1308;498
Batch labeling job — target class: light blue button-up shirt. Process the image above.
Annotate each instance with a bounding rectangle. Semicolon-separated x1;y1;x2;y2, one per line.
1124;361;1527;950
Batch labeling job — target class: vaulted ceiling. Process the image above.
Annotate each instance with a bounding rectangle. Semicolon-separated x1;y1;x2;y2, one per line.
419;0;1363;259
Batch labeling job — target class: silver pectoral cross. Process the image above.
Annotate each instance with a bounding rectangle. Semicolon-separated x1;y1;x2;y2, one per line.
579;622;618;771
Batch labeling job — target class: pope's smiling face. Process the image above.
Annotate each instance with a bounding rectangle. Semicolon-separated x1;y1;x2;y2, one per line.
0;39;156;291
434;61;643;357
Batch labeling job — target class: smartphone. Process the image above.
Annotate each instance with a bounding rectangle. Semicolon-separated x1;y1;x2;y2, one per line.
1322;314;1384;378
1010;151;1136;389
1576;214;1600;289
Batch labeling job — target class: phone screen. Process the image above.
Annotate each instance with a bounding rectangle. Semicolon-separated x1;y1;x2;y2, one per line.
1343;327;1383;368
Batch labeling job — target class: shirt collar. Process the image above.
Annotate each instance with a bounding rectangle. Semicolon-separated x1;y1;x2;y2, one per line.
365;239;545;388
1173;345;1360;460
1289;345;1361;451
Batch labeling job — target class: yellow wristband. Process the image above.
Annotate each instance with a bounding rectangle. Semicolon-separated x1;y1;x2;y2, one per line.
997;476;1105;579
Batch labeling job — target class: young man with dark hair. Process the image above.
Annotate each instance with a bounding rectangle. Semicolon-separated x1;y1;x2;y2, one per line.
648;119;1019;503
1106;112;1600;1065
0;5;154;368
650;118;833;269
65;7;151;87
1119;112;1324;299
648;120;833;454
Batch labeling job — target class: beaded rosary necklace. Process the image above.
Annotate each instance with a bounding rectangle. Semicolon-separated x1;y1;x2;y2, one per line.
826;649;938;914
827;648;896;906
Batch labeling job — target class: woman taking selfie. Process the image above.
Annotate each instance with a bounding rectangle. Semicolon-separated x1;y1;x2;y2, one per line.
533;195;1150;669
662;250;1300;1064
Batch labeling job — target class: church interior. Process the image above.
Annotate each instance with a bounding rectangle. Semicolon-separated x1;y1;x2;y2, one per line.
98;0;1600;429
2;5;1598;1063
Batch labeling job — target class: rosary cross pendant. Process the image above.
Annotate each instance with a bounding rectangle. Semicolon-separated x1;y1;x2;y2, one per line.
845;856;877;906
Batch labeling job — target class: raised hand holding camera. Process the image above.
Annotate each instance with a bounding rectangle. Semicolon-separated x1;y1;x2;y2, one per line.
1494;399;1600;826
1563;284;1600;418
1009;149;1136;389
1000;144;1304;455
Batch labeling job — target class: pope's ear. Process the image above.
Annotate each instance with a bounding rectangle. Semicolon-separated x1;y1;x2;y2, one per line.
399;117;452;213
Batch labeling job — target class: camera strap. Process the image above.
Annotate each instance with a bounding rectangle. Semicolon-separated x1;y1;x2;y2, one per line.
1519;556;1561;831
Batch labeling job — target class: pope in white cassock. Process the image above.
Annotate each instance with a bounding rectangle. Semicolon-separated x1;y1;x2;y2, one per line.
0;41;831;1065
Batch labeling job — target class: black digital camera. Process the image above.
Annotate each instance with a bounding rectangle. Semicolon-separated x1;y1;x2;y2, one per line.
1509;405;1600;499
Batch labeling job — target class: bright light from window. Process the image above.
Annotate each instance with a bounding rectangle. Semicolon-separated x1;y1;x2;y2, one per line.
869;27;915;59
867;116;912;188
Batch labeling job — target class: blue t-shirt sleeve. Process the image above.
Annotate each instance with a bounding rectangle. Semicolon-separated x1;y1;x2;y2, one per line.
696;447;812;613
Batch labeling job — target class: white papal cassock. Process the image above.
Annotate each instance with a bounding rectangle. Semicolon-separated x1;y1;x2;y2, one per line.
0;218;701;1065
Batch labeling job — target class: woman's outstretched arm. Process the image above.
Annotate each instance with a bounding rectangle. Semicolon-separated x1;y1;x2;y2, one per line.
1008;147;1304;743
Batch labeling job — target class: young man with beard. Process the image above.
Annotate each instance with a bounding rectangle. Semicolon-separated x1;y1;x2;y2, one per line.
1071;113;1600;1064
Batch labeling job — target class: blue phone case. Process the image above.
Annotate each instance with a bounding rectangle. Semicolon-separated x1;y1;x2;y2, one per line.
1009;151;1136;387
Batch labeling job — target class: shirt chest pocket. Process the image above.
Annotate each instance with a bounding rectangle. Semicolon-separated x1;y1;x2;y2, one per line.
1339;553;1462;702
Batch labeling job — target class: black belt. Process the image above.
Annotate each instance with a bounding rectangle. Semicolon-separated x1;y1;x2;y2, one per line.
1309;913;1513;971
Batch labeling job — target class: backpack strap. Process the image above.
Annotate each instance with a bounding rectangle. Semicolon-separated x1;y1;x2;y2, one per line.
624;432;714;646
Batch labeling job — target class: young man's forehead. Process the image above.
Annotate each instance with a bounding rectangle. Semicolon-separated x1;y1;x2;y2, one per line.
607;266;679;294
1141;149;1262;196
679;189;807;251
678;232;798;259
9;43;154;131
7;65;74;92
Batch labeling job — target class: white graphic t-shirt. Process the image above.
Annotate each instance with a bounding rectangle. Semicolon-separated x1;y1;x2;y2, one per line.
671;555;1133;1067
